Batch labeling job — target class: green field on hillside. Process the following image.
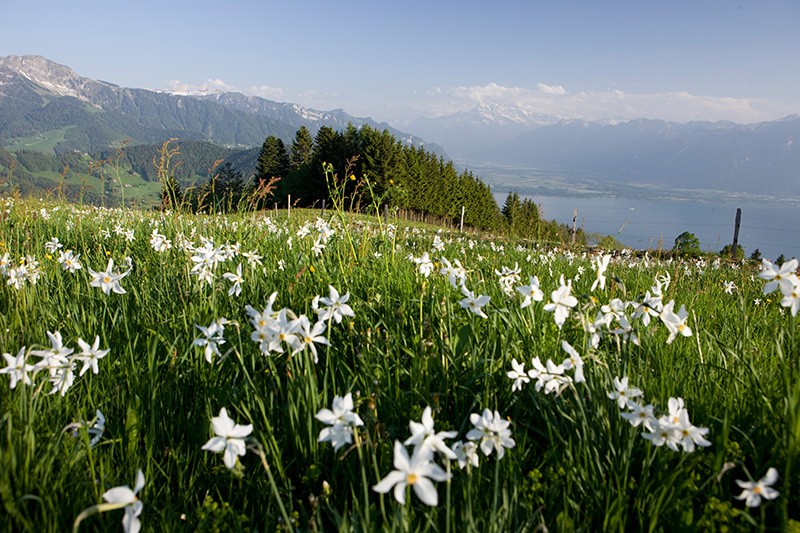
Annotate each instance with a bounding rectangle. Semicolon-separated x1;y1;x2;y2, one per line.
0;196;797;531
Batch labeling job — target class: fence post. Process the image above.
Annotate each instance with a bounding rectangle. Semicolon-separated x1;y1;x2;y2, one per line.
571;208;578;244
383;203;389;225
321;199;325;218
731;207;742;259
287;195;291;218
459;206;465;233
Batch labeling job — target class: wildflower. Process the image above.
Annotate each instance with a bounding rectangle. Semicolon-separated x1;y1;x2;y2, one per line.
372;441;451;506
620;401;657;432
459;285;490;319
75;336;110;376
149;229;172;252
101;469;145;533
735;468;780;508
590;254;612;292
201;407;253;469
222;263;244;297
404;406;458;460
317;285;355;324
450;440;480;469
413;252;434;277
722;280;736;294
242;250;263;267
292;315;329;363
466;409;516;459
1;347;34;389
58;249;83;273
608;376;643;409
507;358;530;392
193;320;227;364
560;340;585;383
88;258;129;295
30;330;74;377
45;237;63;253
617;314;642;344
65;409;106;447
528;357;572;394
675;409;712;452
495;263;521;297
759;258;799;295
265;309;301;354
630;291;662;326
543;275;578;329
779;279;800;317
641;419;682;451
660;300;692;343
516;275;544;308
316;393;364;451
440;257;467;288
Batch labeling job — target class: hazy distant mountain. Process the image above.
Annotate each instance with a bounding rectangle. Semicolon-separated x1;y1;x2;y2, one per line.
412;100;800;194
408;103;563;156
470;116;800;194
0;55;437;155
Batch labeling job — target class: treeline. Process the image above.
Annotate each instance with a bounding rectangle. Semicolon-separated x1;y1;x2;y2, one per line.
100;141;237;183
501;191;586;245
253;124;503;230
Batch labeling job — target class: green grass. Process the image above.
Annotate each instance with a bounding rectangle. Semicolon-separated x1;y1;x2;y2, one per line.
0;196;797;532
5;128;73;155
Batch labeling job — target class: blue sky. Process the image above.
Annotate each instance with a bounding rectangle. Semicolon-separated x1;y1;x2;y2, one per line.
3;0;799;124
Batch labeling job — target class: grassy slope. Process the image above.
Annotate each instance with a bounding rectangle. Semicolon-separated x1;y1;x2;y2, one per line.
0;198;797;531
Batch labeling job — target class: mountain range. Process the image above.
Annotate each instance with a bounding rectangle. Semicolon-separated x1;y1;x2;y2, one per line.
1;55;800;195
0;55;435;155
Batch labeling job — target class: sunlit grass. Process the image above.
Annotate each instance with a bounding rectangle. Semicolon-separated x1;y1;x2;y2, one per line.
0;195;797;531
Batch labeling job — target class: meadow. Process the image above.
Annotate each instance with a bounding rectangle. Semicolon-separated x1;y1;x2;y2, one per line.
0;194;798;532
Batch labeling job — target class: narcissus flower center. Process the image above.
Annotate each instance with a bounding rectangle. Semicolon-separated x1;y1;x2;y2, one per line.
406;473;418;485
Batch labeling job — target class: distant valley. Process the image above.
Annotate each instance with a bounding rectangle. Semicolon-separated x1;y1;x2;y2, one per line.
2;54;800;199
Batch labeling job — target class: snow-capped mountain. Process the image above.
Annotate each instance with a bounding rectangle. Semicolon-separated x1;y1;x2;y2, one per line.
0;55;437;154
408;102;563;156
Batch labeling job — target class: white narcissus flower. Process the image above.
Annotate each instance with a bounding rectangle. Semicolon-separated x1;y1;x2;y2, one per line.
193;319;227;364
102;469;145;533
1;347;34;389
373;441;451;506
759;258;799;295
75;336;110;376
201;408;253;469
659;300;692;344
560;340;585;383
735;467;780;508
507;358;530;392
222;263;244;297
466;409;516;459
459;285;490;319
516;275;544;308
404;406;458;460
543;275;578;329
318;286;355;324
608;376;643;409
315;393;364;451
591;253;612;292
292;315;329;363
88;258;129;295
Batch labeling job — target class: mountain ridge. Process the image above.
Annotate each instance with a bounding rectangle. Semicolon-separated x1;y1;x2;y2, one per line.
0;55;439;155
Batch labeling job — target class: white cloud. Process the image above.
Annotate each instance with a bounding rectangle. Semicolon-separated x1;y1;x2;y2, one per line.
537;83;567;95
164;78;237;95
414;82;770;123
246;84;286;100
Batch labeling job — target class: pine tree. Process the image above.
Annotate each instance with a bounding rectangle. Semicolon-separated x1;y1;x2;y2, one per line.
290;126;314;170
255;136;290;187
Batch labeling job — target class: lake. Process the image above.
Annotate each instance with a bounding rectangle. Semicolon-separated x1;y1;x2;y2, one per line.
491;191;800;261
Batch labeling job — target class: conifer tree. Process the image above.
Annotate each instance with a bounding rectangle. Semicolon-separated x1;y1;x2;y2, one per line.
290;126;314;170
255;136;290;186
